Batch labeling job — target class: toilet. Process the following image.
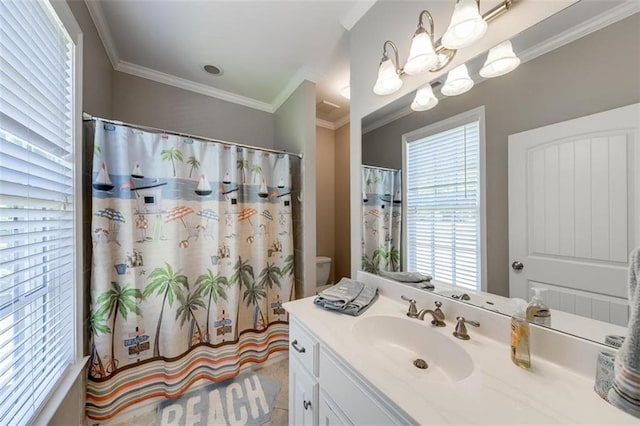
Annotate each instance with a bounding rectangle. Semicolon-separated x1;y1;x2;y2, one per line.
316;256;333;293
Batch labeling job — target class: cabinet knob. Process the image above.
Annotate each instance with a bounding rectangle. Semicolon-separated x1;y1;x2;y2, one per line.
303;400;311;410
291;339;306;353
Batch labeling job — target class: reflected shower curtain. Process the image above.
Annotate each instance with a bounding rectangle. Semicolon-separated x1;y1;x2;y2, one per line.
85;120;295;420
361;166;401;273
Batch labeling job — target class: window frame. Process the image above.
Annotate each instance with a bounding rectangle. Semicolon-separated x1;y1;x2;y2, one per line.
25;1;85;423
401;106;487;291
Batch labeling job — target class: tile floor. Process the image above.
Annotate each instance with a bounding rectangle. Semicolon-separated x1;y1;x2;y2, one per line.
103;356;289;426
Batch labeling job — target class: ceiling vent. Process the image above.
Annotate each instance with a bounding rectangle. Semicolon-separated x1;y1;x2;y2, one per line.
316;100;341;115
203;64;223;76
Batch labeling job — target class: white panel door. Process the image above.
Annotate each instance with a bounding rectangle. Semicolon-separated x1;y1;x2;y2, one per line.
509;104;639;325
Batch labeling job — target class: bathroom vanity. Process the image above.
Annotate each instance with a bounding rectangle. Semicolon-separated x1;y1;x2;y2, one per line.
284;272;637;425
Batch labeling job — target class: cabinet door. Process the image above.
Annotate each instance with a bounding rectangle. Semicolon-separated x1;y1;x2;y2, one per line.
319;392;352;426
290;358;318;426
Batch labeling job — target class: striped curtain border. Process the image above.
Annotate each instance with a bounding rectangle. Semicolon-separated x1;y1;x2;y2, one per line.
86;323;289;421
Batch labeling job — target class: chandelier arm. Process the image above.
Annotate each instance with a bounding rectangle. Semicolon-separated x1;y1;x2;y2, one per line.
418;10;435;44
383;40;401;74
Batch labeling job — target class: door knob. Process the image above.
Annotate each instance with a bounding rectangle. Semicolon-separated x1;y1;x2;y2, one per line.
511;261;524;271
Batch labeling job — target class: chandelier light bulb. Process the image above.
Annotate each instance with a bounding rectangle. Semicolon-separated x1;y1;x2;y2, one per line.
479;40;520;78
441;64;474;96
404;31;438;75
373;57;403;95
411;84;439;111
442;0;487;50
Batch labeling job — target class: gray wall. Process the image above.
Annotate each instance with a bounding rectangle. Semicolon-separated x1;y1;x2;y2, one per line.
362;14;640;296
274;80;317;298
67;0;112;117
334;122;351;281
112;72;275;148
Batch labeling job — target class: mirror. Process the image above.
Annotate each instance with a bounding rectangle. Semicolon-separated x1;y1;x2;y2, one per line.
359;1;639;347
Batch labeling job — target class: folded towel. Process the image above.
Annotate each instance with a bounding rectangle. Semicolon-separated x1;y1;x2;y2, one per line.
338;284;379;316
609;248;640;418
379;271;432;283
378;271;435;290
314;278;364;309
313;278;378;316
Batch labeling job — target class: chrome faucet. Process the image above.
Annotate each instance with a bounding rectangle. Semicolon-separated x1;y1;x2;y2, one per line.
451;293;471;301
417;301;446;327
453;316;480;340
401;295;418;318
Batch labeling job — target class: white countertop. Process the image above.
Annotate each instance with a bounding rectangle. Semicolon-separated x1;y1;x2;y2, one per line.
284;294;637;425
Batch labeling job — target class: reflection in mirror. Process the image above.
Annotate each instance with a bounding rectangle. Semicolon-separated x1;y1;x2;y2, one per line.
360;2;640;347
361;165;402;274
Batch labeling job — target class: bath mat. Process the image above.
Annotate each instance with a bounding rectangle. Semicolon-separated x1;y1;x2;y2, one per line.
157;373;281;425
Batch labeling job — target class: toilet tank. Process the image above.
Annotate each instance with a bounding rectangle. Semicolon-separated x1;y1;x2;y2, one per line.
316;256;332;286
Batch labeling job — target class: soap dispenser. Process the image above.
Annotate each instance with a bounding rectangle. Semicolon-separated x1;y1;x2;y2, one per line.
526;287;551;327
510;298;531;369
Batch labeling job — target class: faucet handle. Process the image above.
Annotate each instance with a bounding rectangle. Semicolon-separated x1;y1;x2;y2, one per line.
434;300;442;309
401;295;418;318
453;316;480;340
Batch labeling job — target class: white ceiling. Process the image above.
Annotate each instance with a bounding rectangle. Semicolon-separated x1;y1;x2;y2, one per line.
87;0;371;125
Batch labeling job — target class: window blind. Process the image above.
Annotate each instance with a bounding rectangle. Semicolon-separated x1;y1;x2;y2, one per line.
406;121;480;290
0;0;76;424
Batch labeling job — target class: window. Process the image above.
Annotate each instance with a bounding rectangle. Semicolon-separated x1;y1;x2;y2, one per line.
403;107;485;290
0;0;81;424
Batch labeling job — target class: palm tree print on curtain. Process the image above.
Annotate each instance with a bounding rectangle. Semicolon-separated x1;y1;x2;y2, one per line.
362;166;402;273
143;263;188;357
95;281;143;372
195;269;230;342
88;309;110;378
186;155;200;178
86;120;296;421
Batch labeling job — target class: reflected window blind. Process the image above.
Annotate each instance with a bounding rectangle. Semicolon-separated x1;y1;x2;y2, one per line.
406;121;480;290
0;0;75;424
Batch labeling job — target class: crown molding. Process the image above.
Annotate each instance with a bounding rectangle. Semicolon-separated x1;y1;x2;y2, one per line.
271;67;324;112
115;61;274;112
316;119;336;130
84;0;119;68
271;69;306;112
316;114;350;131
518;0;640;65
83;0;347;116
334;114;351;130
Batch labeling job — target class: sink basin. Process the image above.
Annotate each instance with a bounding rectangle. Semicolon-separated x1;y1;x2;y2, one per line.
352;315;474;383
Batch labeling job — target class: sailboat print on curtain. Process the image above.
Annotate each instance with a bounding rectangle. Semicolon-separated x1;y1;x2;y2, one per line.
131;162;143;179
195;173;212;196
86;120;297;421
93;162;114;191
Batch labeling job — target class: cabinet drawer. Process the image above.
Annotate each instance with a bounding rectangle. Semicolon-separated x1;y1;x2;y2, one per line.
289;318;319;376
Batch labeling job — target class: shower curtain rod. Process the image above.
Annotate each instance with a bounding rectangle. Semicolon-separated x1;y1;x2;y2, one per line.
362;164;400;172
83;113;303;159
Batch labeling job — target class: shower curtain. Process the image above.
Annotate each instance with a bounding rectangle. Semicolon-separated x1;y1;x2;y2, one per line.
85;120;296;421
361;166;402;273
